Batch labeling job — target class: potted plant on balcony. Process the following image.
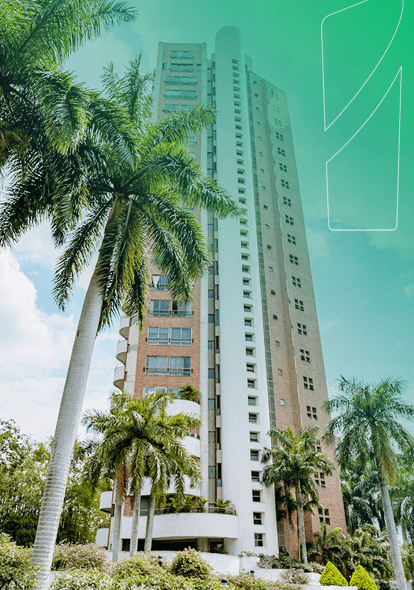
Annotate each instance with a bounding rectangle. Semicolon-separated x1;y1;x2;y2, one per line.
214;499;232;514
176;384;199;403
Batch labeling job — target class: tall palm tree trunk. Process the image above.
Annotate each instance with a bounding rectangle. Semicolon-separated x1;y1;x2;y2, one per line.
31;274;103;589
379;477;407;590
296;480;308;563
130;484;142;556
144;494;156;552
112;485;123;563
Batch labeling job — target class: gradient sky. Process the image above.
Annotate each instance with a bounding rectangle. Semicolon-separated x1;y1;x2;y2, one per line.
1;0;413;440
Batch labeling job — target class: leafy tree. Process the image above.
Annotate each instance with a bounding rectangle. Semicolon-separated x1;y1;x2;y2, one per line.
391;462;414;544
262;425;335;563
343;525;392;581
83;389;201;561
402;544;414;582
1;53;239;584
341;466;385;534
325;377;414;590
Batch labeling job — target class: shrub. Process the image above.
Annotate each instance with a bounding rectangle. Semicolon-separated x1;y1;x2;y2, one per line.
170;549;212;580
320;562;348;586
51;569;113;590
114;570;195;590
52;543;108;571
280;569;310;585
257;554;323;573
0;533;40;589
227;572;301;590
113;552;160;579
349;566;379;590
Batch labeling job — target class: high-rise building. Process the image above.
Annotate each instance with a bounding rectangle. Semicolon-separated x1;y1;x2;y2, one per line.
97;26;346;559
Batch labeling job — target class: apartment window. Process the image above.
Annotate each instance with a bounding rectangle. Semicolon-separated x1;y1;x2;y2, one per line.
279;163;287;172
273;314;278;320
277;369;282;375
241;253;249;261
292;276;301;288
280;399;285;406
246;347;254;356
250;450;260;461
208;399;215;410
252;490;261;502
269;266;273;272
262;186;266;191
267;244;272;250
244;305;253;313
150;300;170;316
165;89;197;99
245;333;254;342
263;204;268;209
297;323;307;335
208;340;214;350
289;255;299;265
169;356;191;376
281;179;290;188
254;533;264;547
170;63;194;72
250;432;259;442
300;349;310;363
208;466;216;479
151;275;169;290
276;132;284;141
306;405;318;420
249;413;258;423
277;147;286;156
265;223;269;229
294;299;304;311
275;340;280;347
208;314;214;323
171;301;192;316
243;290;252;299
259;151;263;156
148;327;169;345
247;379;256;389
253;512;262;525
285;215;294;225
251;471;260;482
208;289;214;298
303;376;314;391
271;290;276;295
145;356;168;374
283;196;291;206
245;318;253;327
287;234;296;245
246;363;256;373
248;396;257;406
170;50;195;59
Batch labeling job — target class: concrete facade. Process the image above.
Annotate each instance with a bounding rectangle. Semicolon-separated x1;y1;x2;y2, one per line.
100;26;346;559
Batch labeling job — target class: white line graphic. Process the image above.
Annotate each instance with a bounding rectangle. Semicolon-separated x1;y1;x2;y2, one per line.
321;0;404;131
326;67;402;232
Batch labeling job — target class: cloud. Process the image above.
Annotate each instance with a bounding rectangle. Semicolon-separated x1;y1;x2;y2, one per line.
0;250;118;441
305;228;330;260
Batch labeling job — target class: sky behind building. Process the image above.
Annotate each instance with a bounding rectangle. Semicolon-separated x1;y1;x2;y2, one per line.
1;0;413;441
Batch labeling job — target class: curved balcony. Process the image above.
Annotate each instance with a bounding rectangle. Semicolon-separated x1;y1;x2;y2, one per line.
113;364;125;390
119;316;130;339
183;435;200;457
95;527;109;547
121;508;238;541
116;339;128;365
141;476;200;497
99;491;112;513
167;399;200;420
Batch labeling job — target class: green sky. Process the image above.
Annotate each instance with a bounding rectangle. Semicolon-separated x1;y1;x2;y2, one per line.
62;0;413;404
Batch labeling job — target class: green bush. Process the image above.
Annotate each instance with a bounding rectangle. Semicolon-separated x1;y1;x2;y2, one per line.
280;569;309;584
320;561;348;586
0;533;40;589
113;552;160;579
227;573;301;590
114;570;195;590
52;543;108;571
349;566;378;590
50;570;113;590
170;549;212;580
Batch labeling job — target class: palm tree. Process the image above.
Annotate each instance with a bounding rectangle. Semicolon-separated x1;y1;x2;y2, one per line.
341;467;385;534
325;376;414;590
0;0;136;166
0;60;239;584
308;522;347;572
343;525;392;581
262;425;335;563
391;464;414;544
83;389;200;560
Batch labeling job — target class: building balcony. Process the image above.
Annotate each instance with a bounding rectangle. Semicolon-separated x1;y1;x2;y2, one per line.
183;435;200;458
113;365;125;389
116;339;128;364
119;316;130;339
145;367;192;376
167;399;201;420
95;527;109;547
99;491;113;513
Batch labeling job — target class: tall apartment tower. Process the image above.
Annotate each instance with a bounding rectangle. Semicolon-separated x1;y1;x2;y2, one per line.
98;26;346;559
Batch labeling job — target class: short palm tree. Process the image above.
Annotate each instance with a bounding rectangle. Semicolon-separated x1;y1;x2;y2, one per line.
308;522;347;572
262;425;335;563
325;376;414;590
341;467;385;534
0;60;239;584
83;389;201;561
343;525;392;581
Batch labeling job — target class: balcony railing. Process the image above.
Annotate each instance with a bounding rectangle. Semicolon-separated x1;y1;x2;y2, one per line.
145;367;192;376
150;310;193;317
147;337;192;346
138;503;236;517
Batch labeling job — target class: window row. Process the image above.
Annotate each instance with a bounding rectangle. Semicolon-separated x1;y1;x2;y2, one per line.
165;89;197;99
169;63;194;72
145;356;191;375
144;386;186;397
163;104;194;112
150;300;192;317
147;327;192;346
165;76;197;86
170;51;195;59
